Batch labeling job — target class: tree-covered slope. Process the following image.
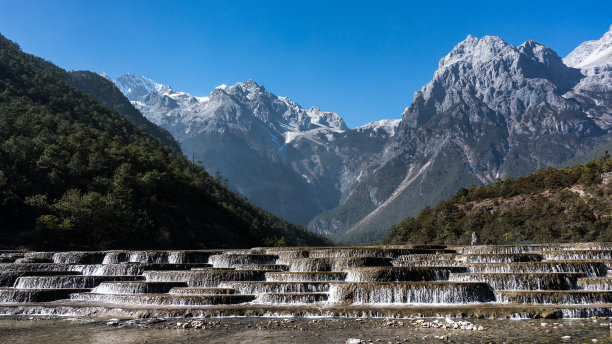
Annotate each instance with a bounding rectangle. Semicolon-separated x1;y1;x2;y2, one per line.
383;155;612;245
561;140;612;167
0;34;331;250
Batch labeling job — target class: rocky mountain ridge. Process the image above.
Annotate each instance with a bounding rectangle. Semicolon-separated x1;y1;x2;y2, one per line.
111;75;397;226
310;27;612;243
112;25;612;243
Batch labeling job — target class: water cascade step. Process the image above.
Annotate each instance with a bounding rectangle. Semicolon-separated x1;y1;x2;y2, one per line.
255;292;328;304
577;277;612;290
231;264;288;271
494;290;612;304
530;250;612;260
264;272;346;282
208;254;279;268
143;270;266;287
168;287;237;295
285;257;392;272
345;267;466;282
448;272;583;290
92;281;188;294
219;281;330;294
14;275;143;289
70;292;256;306
0;243;611;318
456;253;543;263
465;261;609;276
328;282;495;304
0;288;91;303
0;270;81;287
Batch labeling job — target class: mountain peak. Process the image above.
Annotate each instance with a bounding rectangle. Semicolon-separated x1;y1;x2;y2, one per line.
438;35;511;70
564;24;612;69
114;73;172;101
223;79;267;97
404;34;581;128
305;106;348;131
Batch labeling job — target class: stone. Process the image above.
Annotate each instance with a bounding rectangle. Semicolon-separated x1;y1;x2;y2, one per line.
346;338;365;344
471;232;481;245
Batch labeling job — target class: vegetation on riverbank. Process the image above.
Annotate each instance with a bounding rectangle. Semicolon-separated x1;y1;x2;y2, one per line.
383;155;612;245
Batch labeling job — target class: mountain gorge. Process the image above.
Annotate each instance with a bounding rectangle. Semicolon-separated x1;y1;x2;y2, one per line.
309;27;612;243
112;25;612;244
0;34;330;250
111;74;397;226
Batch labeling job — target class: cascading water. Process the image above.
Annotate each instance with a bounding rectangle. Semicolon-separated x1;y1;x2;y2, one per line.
219;281;330;294
142;270;266;287
92;281;188;294
1;243;612;319
264;272;347;282
465;262;608;276
14;275;143;289
448;272;582;290
344;267;465;282
208;254;279;268
328;282;495;304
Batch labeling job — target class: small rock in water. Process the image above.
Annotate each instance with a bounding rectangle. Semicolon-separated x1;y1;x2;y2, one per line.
561;336;571;340
106;319;120;326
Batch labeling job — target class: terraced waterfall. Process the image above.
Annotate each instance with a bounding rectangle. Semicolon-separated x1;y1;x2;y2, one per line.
1;243;612;319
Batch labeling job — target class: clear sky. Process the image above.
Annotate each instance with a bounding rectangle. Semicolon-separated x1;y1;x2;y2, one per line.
1;0;611;128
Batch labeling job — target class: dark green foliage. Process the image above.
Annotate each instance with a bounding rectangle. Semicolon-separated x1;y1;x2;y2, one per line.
0;34;331;250
383;156;612;245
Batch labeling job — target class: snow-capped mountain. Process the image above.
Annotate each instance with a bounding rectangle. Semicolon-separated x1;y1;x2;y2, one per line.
564;25;612;69
564;25;612;131
114;73;172;101
310;31;612;242
111;75;391;226
110;26;612;243
355;119;401;137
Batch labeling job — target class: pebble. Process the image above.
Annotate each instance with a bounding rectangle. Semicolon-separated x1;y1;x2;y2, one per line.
346;338;365;344
561;335;571;340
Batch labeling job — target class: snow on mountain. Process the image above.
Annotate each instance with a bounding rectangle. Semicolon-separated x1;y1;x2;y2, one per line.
114;73;172;101
111;74;391;226
404;34;581;128
123;77;348;138
563;25;612;130
564;25;612;69
355;119;401;137
311;33;610;243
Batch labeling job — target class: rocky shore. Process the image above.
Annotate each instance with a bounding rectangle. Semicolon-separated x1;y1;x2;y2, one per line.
0;316;609;343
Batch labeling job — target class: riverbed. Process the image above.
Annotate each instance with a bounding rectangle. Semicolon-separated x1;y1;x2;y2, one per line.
0;316;610;343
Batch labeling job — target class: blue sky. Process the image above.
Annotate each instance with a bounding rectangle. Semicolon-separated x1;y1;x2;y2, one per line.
1;0;611;128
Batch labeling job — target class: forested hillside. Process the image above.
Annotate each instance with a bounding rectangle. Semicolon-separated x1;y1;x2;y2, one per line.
383;155;612;245
0;34;331;250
